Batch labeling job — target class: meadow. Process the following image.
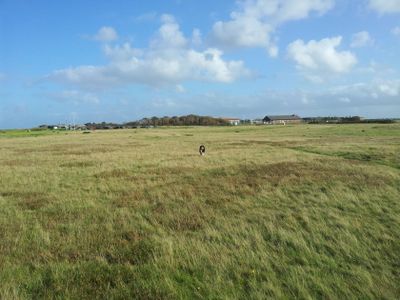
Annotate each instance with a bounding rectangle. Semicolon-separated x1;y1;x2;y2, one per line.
0;124;399;299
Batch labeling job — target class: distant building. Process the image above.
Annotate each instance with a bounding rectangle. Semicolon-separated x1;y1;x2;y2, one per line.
263;114;302;125
74;124;88;130
54;124;71;130
46;124;88;130
222;118;241;126
251;119;265;125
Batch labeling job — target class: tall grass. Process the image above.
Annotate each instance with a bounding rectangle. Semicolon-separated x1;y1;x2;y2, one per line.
0;124;399;299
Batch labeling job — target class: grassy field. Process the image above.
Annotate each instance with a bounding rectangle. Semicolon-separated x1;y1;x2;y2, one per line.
0;124;399;299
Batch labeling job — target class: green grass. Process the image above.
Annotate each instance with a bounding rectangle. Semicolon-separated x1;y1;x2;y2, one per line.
0;124;399;299
0;129;62;138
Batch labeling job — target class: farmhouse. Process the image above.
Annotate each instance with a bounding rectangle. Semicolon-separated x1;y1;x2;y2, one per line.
251;119;264;125
263;114;302;125
222;118;241;126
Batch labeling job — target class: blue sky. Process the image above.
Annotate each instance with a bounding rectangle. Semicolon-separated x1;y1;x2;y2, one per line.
0;0;400;128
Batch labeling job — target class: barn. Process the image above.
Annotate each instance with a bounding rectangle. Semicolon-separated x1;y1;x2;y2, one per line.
263;114;302;125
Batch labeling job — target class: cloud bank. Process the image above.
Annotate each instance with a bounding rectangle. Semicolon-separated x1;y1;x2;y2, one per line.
180;79;400;118
48;15;249;89
287;36;357;81
211;0;334;56
368;0;400;14
351;31;374;48
93;26;119;42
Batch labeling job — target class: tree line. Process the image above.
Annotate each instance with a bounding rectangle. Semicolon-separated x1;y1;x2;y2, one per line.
85;115;230;129
303;116;394;124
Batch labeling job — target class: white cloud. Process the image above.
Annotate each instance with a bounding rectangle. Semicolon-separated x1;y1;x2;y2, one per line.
351;31;374;48
268;45;279;57
339;97;351;103
378;82;400;96
368;0;400;14
94;26;118;42
212;15;274;48
392;26;400;36
211;0;334;55
48;15;249;89
134;12;158;22
192;28;202;46
301;94;311;104
287;36;357;79
357;61;397;76
176;84;186;93
330;80;400;98
150;14;187;49
49;90;100;104
103;43;143;61
151;98;178;108
169;79;400;119
315;80;400;110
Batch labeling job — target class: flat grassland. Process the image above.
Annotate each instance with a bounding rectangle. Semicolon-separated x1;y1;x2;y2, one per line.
1;124;399;299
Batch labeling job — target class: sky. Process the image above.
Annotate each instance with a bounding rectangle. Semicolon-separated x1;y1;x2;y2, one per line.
0;0;400;128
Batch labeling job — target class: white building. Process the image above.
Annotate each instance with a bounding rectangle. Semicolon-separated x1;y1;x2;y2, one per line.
223;118;241;126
